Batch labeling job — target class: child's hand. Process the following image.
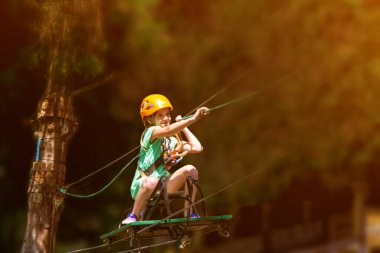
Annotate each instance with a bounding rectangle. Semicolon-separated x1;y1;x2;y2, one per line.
193;107;209;121
175;115;183;122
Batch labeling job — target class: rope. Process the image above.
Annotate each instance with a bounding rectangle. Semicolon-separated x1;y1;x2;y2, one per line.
114;240;178;253
185;64;256;116
71;73;116;96
63;146;140;189
59;154;139;198
67;243;108;253
181;71;297;120
67;239;178;253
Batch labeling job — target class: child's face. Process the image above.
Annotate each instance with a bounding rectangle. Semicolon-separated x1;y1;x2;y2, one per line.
153;107;171;127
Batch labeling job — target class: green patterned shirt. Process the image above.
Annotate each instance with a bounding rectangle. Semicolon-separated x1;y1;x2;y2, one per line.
130;126;177;199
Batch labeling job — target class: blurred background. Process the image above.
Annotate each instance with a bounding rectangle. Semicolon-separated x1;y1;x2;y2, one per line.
2;0;380;252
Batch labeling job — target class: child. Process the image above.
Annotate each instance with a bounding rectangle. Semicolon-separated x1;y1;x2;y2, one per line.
122;94;208;224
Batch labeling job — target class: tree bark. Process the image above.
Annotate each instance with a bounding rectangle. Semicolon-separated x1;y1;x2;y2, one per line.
21;94;77;253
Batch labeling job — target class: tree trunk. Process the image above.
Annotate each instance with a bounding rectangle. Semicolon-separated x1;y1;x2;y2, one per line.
21;94;77;253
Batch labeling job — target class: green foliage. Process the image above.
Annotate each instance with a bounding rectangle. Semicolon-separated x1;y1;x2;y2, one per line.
103;0;380;205
28;0;105;91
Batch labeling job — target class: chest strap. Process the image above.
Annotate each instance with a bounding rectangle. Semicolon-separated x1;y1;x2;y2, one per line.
138;156;164;177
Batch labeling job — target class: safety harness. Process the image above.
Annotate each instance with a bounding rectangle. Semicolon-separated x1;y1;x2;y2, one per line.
138;132;192;178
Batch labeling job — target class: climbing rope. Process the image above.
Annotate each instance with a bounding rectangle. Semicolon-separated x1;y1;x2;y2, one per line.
59;154;139;198
181;71;296;120
185;64;256;116
63;146;140;190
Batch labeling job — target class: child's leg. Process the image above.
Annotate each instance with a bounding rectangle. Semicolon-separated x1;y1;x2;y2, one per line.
167;165;198;216
131;176;159;218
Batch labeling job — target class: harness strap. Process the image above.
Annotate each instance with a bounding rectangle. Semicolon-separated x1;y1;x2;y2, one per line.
139;131;191;178
163;134;192;167
138;156;164;178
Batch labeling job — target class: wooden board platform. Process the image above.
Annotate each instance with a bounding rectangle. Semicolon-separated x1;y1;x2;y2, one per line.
100;215;233;245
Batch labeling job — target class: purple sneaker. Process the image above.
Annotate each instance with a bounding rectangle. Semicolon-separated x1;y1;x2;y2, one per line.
121;213;137;225
190;212;199;218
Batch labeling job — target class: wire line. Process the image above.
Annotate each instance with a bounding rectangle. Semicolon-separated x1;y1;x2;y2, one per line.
60;155;139;198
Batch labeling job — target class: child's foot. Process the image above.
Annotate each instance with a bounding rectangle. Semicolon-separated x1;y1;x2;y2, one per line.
121;213;138;225
190;212;199;218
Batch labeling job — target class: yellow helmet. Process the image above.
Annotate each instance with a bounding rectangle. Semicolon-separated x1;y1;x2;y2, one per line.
140;94;173;120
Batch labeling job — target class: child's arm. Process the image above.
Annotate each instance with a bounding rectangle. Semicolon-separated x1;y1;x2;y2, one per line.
181;127;203;153
151;107;208;141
